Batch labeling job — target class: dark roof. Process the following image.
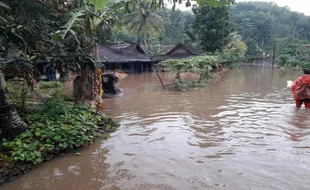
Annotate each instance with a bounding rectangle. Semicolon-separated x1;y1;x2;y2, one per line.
154;43;199;61
98;44;154;63
141;45;176;55
166;43;199;55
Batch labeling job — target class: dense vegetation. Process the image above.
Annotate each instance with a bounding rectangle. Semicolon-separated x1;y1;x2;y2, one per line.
107;9;196;55
108;1;310;65
0;0;233;184
0;98;118;182
231;2;310;60
193;0;234;54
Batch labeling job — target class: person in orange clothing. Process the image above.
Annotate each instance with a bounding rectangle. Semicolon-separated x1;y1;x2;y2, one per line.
291;68;310;108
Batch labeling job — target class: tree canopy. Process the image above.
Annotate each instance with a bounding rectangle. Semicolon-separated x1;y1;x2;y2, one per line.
193;2;234;53
231;2;310;57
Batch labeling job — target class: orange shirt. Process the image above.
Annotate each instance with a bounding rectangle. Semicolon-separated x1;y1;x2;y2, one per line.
291;74;310;100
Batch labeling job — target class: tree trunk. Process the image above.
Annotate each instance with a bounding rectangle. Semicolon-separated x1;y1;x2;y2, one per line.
75;66;89;104
0;70;28;139
143;33;148;52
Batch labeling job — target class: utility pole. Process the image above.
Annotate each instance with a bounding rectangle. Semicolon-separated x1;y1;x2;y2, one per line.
272;40;276;68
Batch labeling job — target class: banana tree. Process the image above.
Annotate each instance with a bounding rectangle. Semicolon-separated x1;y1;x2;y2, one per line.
55;0;129;105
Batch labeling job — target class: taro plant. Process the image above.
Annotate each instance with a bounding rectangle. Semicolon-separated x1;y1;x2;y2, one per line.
1;99;119;164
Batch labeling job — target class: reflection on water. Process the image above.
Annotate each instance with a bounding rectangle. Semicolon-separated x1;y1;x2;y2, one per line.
3;66;310;190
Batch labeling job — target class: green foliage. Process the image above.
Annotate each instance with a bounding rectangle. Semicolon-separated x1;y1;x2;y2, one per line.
277;54;291;67
300;62;310;69
162;56;219;74
7;80;21;103
89;0;110;11
158;10;196;46
193;2;234;53
216;32;247;62
39;81;63;89
161;56;219;90
125;1;164;50
173;79;204;91
277;54;300;68
1;99;119;164
232;2;310;58
109;9;196;48
276;38;300;56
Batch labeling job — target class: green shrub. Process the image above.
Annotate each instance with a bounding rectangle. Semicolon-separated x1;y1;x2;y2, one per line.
39;81;63;89
287;57;299;68
277;54;300;68
161;56;220;91
277;54;290;67
299;62;310;69
173;79;197;91
2;99;118;164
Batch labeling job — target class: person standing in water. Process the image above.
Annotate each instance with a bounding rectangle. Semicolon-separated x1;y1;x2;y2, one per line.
290;68;310;108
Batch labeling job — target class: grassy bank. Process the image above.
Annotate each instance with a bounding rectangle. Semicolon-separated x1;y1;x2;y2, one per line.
0;98;119;184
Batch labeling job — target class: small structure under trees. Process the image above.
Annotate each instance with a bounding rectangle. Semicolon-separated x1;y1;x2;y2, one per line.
155;43;200;61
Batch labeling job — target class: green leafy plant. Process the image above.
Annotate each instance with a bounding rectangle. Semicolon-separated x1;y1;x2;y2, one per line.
299;62;310;69
277;54;291;68
1;99;119;164
161;55;220;90
277;54;301;68
39;81;63;89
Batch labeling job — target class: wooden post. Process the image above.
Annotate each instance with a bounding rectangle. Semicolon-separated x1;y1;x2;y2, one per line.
156;71;166;89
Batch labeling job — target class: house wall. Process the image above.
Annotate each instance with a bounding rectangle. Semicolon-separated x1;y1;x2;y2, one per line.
104;62;154;73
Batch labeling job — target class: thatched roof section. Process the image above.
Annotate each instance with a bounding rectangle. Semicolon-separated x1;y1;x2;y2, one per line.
166;43;199;55
154;43;199;61
98;44;154;63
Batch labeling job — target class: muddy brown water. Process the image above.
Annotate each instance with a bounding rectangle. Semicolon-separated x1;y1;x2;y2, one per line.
3;66;310;190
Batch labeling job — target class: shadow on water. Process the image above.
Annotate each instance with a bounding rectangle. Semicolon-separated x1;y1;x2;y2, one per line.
3;66;310;190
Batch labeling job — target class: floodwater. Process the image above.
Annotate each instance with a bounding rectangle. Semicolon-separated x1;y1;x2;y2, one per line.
3;66;310;190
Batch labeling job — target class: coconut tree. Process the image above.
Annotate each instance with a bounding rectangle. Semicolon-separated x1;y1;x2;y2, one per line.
126;1;164;51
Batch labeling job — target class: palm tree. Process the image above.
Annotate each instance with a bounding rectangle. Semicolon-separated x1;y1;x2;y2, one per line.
127;1;164;51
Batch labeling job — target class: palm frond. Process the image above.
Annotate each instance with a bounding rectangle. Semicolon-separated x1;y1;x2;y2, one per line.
60;9;85;38
0;1;10;9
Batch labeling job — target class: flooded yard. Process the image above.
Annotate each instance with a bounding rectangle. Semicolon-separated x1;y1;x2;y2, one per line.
3;66;310;190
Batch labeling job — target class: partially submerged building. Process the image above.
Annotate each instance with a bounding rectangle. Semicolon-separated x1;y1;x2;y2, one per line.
98;44;157;73
97;43;200;73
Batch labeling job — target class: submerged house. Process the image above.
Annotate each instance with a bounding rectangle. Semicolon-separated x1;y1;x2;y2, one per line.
154;43;200;62
98;44;157;73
